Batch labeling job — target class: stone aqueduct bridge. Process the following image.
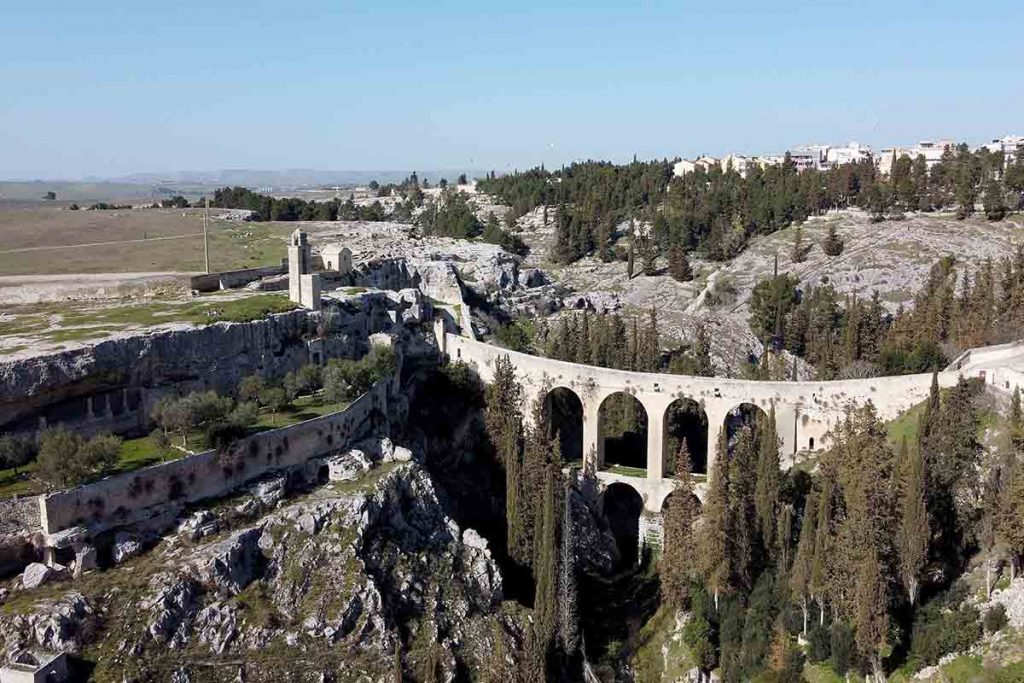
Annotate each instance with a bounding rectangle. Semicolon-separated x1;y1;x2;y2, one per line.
438;329;965;513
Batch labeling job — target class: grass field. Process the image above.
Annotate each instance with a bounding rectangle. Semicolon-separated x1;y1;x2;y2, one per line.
0;293;299;348
0;205;299;275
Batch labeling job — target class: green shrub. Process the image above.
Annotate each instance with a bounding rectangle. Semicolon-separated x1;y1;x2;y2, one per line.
907;586;982;670
806;623;831;663
984;603;1008;634
829;621;856;676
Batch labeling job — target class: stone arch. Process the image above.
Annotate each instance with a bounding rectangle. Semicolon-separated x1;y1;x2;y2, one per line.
543;386;584;464
660;487;702;515
724;402;769;453
601;482;644;568
598;391;648;473
663;397;709;476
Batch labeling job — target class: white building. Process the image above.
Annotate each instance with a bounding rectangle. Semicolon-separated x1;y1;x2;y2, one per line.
982;135;1024;161
825;141;872;167
672;159;697;177
876;139;956;176
720;154;755;177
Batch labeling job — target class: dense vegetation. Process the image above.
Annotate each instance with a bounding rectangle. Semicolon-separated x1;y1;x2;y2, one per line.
749;249;1024;378
478;146;1024;265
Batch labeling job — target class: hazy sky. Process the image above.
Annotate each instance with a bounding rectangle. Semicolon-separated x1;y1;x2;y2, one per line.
3;0;1022;179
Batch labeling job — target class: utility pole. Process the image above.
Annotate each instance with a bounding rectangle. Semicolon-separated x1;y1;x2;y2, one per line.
203;197;211;274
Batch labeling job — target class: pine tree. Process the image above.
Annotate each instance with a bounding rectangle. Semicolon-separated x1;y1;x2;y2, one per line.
698;428;731;610
661;443;698;608
897;440;928;606
791;224;807;263
822;223;844;256
669;243;694;281
754;407;781;557
557;480;579;655
693;324;715;377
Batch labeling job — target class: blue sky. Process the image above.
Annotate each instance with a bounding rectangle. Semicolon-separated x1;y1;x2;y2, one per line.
2;0;1022;179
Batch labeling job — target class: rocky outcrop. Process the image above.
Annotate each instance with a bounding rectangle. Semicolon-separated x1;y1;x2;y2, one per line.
0;457;517;680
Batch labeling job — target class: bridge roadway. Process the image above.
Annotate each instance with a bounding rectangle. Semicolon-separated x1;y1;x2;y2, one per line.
438;328;1023;513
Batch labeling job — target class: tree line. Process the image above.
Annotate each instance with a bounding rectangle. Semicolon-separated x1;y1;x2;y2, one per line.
477;147;1024;267
658;374;1021;680
749;249;1024;379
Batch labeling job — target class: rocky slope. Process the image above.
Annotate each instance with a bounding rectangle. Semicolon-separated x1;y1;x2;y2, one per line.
0;449;520;682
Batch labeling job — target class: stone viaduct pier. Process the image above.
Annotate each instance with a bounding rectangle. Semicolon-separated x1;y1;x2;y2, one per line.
437;329;1013;521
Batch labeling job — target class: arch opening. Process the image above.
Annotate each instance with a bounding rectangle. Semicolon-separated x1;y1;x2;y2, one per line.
724;402;769;455
663;398;709;476
598;392;648;473
543;387;584;464
602;482;644;568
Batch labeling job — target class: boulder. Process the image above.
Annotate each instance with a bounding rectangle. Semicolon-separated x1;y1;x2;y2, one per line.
22;562;55;589
73;545;98;578
179;510;219;542
326;450;373;481
113;532;142;564
251;476;287;508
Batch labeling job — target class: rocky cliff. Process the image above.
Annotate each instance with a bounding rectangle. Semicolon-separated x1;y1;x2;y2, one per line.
0;454;521;682
0;290;430;433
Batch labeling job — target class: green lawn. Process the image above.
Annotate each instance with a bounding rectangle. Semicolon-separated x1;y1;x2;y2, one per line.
0;433;182;499
252;395;350;430
605;464;648;478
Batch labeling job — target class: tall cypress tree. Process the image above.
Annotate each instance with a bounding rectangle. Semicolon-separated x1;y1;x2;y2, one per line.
897;440;928;606
557;480;579;655
534;461;560;653
728;425;759;590
661;442;698;608
699;428;731;610
791;489;819;634
754;407;781;558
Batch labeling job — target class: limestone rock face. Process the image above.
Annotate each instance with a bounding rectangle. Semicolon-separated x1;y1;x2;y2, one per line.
1;592;96;654
0;457;517;680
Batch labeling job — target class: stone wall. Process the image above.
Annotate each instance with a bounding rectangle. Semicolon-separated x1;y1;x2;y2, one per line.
38;376;398;536
189;263;287;292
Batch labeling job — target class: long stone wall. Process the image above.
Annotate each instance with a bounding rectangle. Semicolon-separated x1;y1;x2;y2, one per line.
38;377;397;536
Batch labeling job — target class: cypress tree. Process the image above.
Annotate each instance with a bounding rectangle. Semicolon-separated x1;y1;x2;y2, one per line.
791;224;807;263
853;544;888;681
557;480;579;655
897;440;928;606
754;407;781;557
661;443;698;608
699;428;731;610
997;461;1024;581
534;451;560;651
728;425;759;590
791;489;818;634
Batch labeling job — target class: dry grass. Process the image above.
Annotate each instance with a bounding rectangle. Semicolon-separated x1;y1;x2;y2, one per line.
0;205;298;275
